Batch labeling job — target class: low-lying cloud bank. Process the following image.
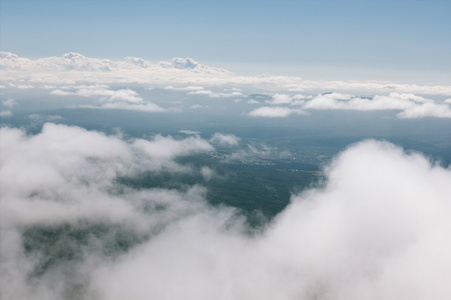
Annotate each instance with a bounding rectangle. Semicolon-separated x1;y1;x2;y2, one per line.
249;92;451;118
1;124;451;300
2;52;451;95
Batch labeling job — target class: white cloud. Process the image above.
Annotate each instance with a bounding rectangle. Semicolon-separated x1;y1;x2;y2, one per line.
210;133;240;146
3;130;450;299
187;89;244;98
3;52;451;96
132;134;214;161
51;86;144;103
267;93;293;105
50;85;165;112
8;83;34;89
397;102;451;119
164;85;204;91
299;92;451;119
249;106;307;118
96;102;165;112
179;130;201;135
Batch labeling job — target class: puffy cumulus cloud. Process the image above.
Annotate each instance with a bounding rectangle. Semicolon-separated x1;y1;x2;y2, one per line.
0;52;116;72
2;132;451;300
249;106;307;118
0;52;33;69
210;133;240;146
260;140;451;300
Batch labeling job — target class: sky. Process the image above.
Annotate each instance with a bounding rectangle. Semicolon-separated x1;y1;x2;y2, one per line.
1;0;450;83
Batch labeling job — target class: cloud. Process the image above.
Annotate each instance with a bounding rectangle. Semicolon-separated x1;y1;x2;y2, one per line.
51;86;144;103
397;102;451;119
249;92;451;119
3;52;451;96
300;92;451;119
303;92;422;110
267;93;293;105
50;85;165;112
2;128;450;299
0;110;12;117
27;114;63;122
161;57;199;70
8;83;34;89
132;134;214;161
2;99;16;108
200;166;216;181
247;99;260;104
164;85;205;91
248;106;307;118
187;89;244;98
179;130;201;135
189;104;205;109
93;102;166;112
210;133;240;146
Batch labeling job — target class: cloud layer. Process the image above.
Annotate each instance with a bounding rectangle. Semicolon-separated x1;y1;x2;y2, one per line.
249;92;451;118
1;124;450;300
2;52;451;96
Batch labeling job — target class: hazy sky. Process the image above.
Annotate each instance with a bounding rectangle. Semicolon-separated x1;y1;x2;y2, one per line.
1;0;450;82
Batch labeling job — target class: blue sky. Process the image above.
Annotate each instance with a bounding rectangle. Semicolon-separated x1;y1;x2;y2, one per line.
1;0;450;82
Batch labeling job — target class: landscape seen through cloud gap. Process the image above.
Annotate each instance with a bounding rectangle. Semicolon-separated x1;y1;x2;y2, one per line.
1;1;451;299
